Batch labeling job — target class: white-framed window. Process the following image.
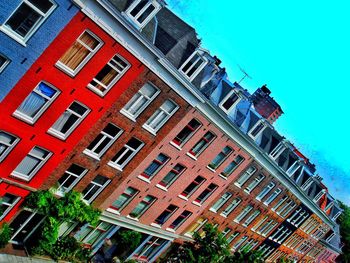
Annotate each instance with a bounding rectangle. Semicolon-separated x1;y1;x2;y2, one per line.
263;188;282;206
185;218;207;237
1;0;56;43
227;231;240;244
172;118;202;147
272;195;288;212
222;227;232;237
210;192;232;213
286;161;301;176
179;176;205;199
140;153;169;180
82;175;110;203
277;199;296;218
313;189;326;203
87;54;130;96
232;235;248;251
84;124;123;160
125;0;161;29
332;211;342;221
129;195;156;219
108;137;144;171
48;101;90;140
179;51;208;81
57;164;88;195
234;166;257;188
244;174;265;193
0;131;20;162
208;146;233;170
109;186;139;212
220;197;241;217
242;210;260;227
11;146;51;181
256;182;275;201
194;183;217;204
168;210;192;230
13;82;60;124
258;220;278;237
0;53;10;73
219;90;241;113
248;120;266;139
143;99;179;134
0;193;21;220
56;30;103;76
188;131;216;157
120;82;160;120
301;177;314;191
269;141;286;160
77;221;113;247
220;155;245;178
154;204;178;226
234;205;253;223
132;237;168;261
157;163;186;189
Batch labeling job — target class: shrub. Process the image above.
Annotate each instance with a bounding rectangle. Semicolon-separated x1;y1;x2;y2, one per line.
0;223;12;249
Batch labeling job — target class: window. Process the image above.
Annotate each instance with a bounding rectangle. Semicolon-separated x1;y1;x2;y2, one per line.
242;210;260;227
143;99;178;134
82;175;110;203
179;51;207;81
172;118;201;147
154;204;178;226
48;101;90;139
157;163;186;188
227;231;240;244
0;194;20;220
232;235;248;251
220;155;245;178
168;210;192;230
108;137;144;170
286;161;301;176
179;176;205;199
132;237;168;261
219;91;241;113
56;30;102;76
140;153;169;180
244;174;265;193
188;131;216;157
234;166;257;188
256;182;275;201
208;146;233;170
194;183;217;204
77;221;113;247
110;187;138;212
272;195;288;212
248;120;266;139
87;54;130;96
2;0;56;42
120;83;159;120
185;218;207;237
277;199;296;218
234;205;253;223
14;82;60;124
258;220;278;236
125;0;161;29
84;124;123;159
129;195;156;219
0;131;19;162
12;146;51;181
210;192;232;213
269;142;286;160
222;227;232;237
57;164;88;194
220;197;241;217
0;54;10;73
263;188;282;206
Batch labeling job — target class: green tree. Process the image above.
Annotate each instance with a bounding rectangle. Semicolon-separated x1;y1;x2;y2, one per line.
337;201;350;262
0;223;12;249
226;249;264;263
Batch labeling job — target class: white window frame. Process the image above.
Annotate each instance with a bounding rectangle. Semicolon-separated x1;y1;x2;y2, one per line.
157;163;186;189
248;120;267;140
109;186;139;213
220;197;241;217
13;82;60;124
142;99;179;135
332;211;342;221
0;53;10;73
83;123;123;160
48;101;90;140
234;166;257;188
56;164;88;195
120;82;160;121
244;173;265;193
234;205;253;223
219;90;241;114
269;141;286;160
0;131;20;162
313;189;326;203
242;210;260;227
227;231;240;244
256;182;275;201
82;175;110;203
179;176;205;199
129;195;156;219
11;146;52;181
194;183;217;204
125;0;161;29
179;50;208;81
167;210;192;230
286;160;302;176
0;193;21;220
263;188;282;206
56;30;103;77
171;118;202;148
87;54;130;96
210;192;232;213
208;146;233;170
0;0;56;45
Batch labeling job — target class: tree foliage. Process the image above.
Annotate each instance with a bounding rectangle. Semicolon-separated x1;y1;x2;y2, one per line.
0;223;12;249
337;201;350;262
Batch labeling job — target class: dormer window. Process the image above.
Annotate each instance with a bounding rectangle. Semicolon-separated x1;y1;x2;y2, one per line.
324;201;334;212
286;161;301;177
332;211;341;221
126;0;161;29
219;90;241;114
269;141;286;160
248;120;267;139
301;177;313;191
179;51;208;81
313;189;326;203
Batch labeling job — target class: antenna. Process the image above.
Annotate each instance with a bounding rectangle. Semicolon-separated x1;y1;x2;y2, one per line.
237;64;252;84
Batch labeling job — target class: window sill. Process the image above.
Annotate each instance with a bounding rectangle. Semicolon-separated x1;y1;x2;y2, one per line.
119;109;137;122
47;128;68;140
83;150;101;161
169;141;182;151
150;223;162;228
55;62;77;77
186;152;197;161
155;184;168;192
220;213;227;218
234;182;242;188
165;228;175;233
142;124;157;136
192;201;202;207
126;215;139;221
206;166;216;173
10;172;30;182
86;84;106;97
243;189;251;194
106;208;120;215
218;174;228;180
107;161;123;172
137;175;151;184
12;111;36;125
184;233;193;238
209;208;218;213
178;194;188;201
0;26;27;47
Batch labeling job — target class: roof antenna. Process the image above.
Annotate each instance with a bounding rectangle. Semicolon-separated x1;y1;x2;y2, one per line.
237;64;252;84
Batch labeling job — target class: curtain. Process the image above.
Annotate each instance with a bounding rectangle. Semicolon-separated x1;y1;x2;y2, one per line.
18;92;46;118
93;65;118;92
15;156;39;176
59;42;90;70
51;111;73;133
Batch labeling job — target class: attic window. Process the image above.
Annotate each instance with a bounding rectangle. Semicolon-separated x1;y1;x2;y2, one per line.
126;0;160;29
248;120;267;139
269;142;286;160
219;90;241;114
180;51;208;81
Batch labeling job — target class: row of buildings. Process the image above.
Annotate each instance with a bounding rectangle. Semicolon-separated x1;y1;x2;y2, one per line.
0;0;343;262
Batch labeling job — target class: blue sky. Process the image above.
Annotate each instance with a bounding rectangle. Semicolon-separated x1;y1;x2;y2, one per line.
167;0;350;204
